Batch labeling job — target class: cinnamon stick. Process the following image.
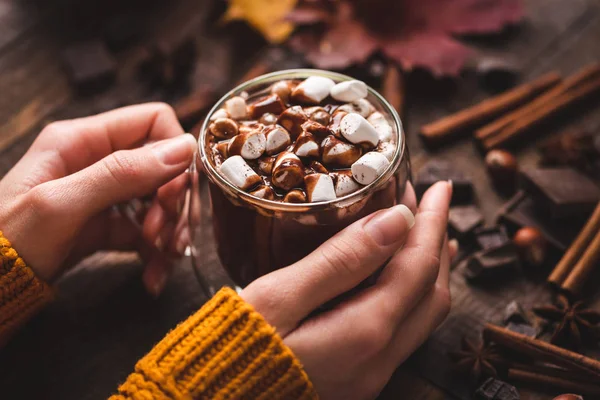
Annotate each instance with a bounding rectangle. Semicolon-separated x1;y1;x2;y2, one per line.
476;63;600;141
562;229;600;294
382;64;404;117
481;75;600;150
483;324;600;379
419;71;561;144
508;368;600;395
548;202;600;286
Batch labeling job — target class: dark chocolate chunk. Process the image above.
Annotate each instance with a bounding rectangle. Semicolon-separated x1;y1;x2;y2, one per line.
464;243;519;283
474;225;510;250
503;301;530;325
61;40;117;95
497;191;586;252
505;322;539;338
415;160;473;204
519;168;600;219
449;206;484;240
474;378;520;400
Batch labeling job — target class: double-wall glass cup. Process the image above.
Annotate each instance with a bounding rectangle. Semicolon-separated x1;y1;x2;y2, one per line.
189;69;416;289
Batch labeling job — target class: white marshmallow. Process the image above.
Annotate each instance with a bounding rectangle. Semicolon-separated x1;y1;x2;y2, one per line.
332;171;362;197
293;132;320;158
305;173;336;202
337;98;374;118
340;113;380;148
265;126;291;155
377;141;396;162
368;112;394;143
271;80;294;102
228;131;266;160
210;108;230;121
225;96;248;120
292;76;335;104
219;156;262;190
330;80;368;102
351;152;391;185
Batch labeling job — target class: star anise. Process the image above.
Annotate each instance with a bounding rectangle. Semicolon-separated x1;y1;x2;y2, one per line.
533;295;600;349
448;336;506;382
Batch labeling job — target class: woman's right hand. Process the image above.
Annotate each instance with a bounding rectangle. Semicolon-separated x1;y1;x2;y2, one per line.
240;180;453;400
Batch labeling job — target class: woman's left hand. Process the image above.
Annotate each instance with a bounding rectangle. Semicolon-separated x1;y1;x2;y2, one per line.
0;103;195;295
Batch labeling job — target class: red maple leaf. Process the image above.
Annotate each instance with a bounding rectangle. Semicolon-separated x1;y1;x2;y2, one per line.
288;0;524;76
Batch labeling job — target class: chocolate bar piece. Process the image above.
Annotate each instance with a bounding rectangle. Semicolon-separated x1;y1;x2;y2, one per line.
474;225;510;250
497;191;586;252
519;167;600;219
415;160;473;204
474;378;520;400
61;40;117;94
448;206;484;240
463;243;519;283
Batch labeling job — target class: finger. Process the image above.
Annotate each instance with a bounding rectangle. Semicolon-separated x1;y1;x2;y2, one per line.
242;203;415;335
35;134;197;221
140;242;173;296
29;103;186;175
438;236;451;287
142;199;168;248
157;173;189;216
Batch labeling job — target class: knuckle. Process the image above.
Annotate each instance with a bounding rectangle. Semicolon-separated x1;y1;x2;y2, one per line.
39;121;71;140
353;315;392;357
320;236;365;277
27;185;62;215
102;151;141;184
152;102;177;119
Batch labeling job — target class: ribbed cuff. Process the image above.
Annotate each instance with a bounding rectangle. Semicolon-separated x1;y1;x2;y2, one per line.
112;287;317;400
0;231;53;347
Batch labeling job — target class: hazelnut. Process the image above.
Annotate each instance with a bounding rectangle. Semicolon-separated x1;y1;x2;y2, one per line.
513;227;547;267
209;118;238;139
552;395;584;400
283;189;307;203
485;149;518;193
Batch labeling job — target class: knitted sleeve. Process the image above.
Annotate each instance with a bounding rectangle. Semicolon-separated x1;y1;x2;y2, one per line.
110;287;318;400
0;231;54;347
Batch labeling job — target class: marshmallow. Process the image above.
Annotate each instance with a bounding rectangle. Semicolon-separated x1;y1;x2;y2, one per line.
219;155;262;190
304;106;331;126
272;152;305;190
331;170;362;197
249;94;286;119
337;98;374;118
209;118;238;139
283;189;307;203
249;185;275;200
293;131;319;158
271;80;295;103
265;125;291;155
368;112;394;143
259;113;278;125
309;160;328;174
340;113;380;148
225;96;248;120
377;141;396;162
328;110;348;135
209;108;229;121
258;155;276;174
291;76;335;104
277;105;308;139
304;173;336;202
321;135;362;167
330;80;368;102
228;130;266;160
301;120;332;137
351;151;391;185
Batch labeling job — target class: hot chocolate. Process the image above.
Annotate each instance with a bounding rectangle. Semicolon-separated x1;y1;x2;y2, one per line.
193;70;415;286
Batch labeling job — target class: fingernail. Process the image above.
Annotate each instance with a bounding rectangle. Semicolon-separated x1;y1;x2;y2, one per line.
364;204;415;246
151;134;197;166
447;180;453;199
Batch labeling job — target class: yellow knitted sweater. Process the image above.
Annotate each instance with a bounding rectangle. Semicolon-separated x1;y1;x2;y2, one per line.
0;231;317;399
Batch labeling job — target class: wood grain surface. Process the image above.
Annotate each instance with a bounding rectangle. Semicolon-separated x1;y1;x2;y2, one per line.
0;0;599;399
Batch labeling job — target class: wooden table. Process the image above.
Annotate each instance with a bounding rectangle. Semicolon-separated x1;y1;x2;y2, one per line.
0;0;599;398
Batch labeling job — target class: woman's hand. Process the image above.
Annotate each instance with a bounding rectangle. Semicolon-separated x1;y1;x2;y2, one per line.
0;103;195;295
241;181;454;400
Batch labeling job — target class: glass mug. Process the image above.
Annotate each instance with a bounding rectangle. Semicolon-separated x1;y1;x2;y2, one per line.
189;69;416;290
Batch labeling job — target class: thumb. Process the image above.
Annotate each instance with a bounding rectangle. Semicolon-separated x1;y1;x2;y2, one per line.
241;203;415;335
44;134;197;219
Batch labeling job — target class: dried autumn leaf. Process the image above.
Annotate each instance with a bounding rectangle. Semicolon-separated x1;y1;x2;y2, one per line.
289;0;524;76
223;0;298;44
